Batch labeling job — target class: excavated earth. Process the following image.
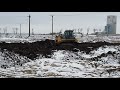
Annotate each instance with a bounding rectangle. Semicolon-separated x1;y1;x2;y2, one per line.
0;40;120;60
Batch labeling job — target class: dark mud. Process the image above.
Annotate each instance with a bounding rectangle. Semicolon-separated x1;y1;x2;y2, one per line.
0;40;120;60
89;51;118;61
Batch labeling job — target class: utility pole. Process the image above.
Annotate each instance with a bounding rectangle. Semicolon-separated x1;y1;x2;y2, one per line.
28;14;31;37
0;28;1;37
107;26;109;36
51;15;54;38
20;24;21;37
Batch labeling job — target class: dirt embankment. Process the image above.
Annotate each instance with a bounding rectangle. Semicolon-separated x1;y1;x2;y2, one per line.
0;40;120;60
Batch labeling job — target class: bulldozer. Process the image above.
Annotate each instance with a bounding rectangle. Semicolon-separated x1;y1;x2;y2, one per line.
55;30;78;45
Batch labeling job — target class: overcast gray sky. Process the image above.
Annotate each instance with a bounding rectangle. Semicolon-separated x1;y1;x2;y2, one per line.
0;12;120;34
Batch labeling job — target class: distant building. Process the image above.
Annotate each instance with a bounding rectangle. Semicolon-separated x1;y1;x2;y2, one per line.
104;15;117;34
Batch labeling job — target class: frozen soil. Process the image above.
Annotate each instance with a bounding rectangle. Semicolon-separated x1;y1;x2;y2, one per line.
0;36;120;78
0;40;120;60
0;45;120;78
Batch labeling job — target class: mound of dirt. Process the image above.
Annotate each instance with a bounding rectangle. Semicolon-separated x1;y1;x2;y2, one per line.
0;40;120;60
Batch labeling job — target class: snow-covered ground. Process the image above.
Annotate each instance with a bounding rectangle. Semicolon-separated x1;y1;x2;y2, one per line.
0;34;120;78
1;34;120;43
0;34;55;43
0;46;120;78
76;34;120;43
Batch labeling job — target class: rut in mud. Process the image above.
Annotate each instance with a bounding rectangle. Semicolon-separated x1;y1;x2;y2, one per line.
0;40;120;60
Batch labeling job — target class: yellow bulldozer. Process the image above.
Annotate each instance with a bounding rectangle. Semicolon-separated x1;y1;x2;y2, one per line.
55;30;78;45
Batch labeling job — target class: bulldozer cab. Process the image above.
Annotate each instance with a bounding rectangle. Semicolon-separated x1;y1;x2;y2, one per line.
63;30;75;39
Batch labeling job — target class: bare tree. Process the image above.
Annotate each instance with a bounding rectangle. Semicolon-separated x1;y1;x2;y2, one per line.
78;28;80;33
3;27;7;35
3;28;5;34
74;29;76;33
99;29;101;32
60;29;62;33
16;28;18;35
12;28;15;35
0;28;1;37
32;28;34;35
93;29;96;33
87;28;89;35
80;28;83;33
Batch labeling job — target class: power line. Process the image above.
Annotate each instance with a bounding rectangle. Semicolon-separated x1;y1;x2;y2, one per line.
20;24;21;36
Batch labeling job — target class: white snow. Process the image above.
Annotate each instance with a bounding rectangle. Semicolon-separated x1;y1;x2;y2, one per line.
95;46;117;54
0;46;120;78
76;35;120;43
0;35;120;78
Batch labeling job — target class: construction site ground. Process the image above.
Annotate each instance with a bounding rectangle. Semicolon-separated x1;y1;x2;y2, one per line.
0;36;120;78
0;40;120;60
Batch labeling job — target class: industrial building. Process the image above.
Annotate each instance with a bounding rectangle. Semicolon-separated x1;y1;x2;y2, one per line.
104;15;117;35
91;15;117;36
